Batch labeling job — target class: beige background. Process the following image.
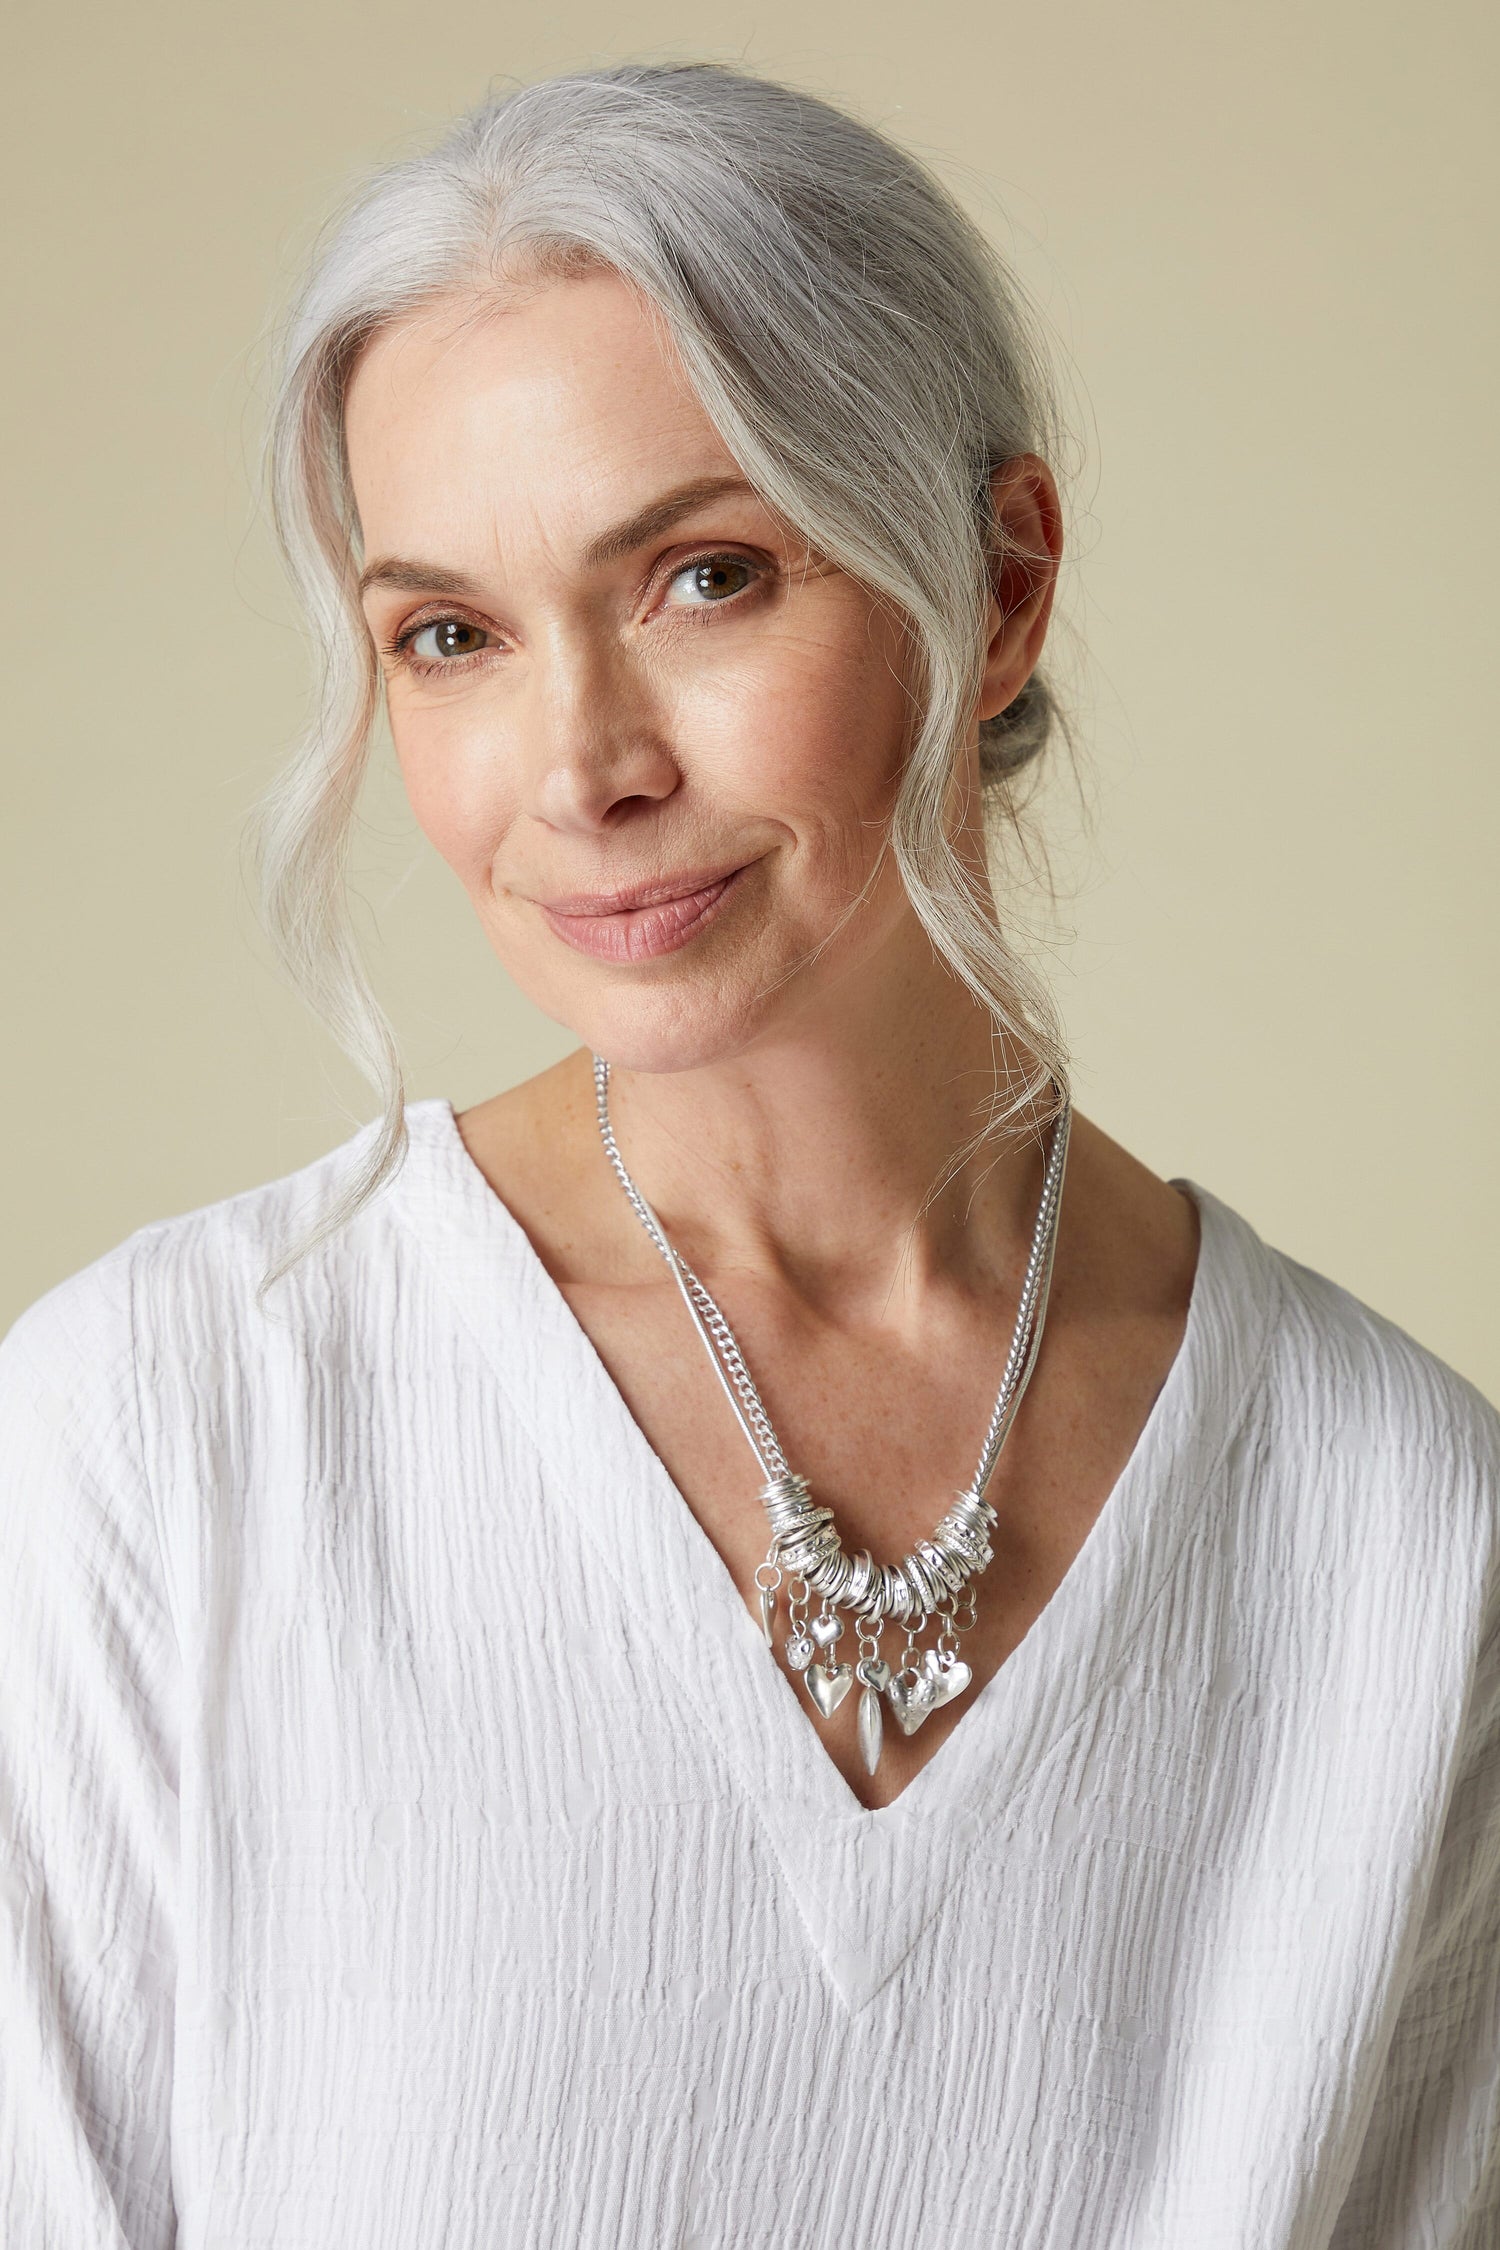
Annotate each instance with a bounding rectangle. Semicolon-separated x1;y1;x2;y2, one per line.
4;1;1496;1397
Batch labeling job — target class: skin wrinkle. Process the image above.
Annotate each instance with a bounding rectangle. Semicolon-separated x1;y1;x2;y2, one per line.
358;472;762;600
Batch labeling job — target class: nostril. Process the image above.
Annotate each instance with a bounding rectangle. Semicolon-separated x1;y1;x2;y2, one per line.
530;732;682;833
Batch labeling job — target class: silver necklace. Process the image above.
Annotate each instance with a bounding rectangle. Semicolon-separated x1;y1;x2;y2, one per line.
593;1054;1072;1777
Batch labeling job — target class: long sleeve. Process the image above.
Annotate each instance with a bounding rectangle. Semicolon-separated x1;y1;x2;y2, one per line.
1327;1420;1500;2248
0;1238;179;2249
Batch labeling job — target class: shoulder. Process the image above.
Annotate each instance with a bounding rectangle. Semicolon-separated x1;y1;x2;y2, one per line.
1261;1216;1500;1481
1195;1183;1500;1622
0;1227;149;1503
1186;1179;1498;1468
0;1104;426;1413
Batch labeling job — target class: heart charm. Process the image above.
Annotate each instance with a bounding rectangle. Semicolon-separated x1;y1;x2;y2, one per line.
805;1661;854;1719
856;1656;892;1691
810;1612;844;1649
785;1634;815;1672
887;1668;937;1736
923;1649;974;1709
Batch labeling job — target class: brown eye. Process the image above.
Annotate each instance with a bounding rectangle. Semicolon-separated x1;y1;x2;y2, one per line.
665;555;756;607
403;618;493;666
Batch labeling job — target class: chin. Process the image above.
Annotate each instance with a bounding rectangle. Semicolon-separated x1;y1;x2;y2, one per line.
562;1003;764;1080
545;986;769;1077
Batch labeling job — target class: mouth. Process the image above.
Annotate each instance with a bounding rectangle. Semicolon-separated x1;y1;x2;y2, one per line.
536;862;753;964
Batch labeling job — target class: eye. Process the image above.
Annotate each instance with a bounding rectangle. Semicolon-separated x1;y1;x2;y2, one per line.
663;554;758;609
389;616;497;675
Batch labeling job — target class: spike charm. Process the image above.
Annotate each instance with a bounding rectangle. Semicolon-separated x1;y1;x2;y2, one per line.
758;1585;776;1649
857;1683;884;1775
855;1651;891;1776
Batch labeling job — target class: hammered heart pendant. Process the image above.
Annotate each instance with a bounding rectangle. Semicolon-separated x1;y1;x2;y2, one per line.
923;1649;974;1709
805;1661;854;1719
887;1668;937;1736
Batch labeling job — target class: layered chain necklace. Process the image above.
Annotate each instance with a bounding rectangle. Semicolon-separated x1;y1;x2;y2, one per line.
593;1055;1072;1779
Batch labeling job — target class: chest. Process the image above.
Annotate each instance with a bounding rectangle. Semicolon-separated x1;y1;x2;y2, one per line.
555;1269;1189;1808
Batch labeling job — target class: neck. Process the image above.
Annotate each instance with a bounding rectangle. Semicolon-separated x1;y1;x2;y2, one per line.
601;919;1056;1318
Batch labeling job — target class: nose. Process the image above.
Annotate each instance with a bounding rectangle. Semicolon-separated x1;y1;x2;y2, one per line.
522;632;681;834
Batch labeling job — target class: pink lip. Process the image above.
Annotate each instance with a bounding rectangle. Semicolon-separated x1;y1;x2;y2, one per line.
537;864;751;963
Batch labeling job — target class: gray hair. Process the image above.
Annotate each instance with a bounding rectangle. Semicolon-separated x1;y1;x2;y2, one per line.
245;60;1075;1296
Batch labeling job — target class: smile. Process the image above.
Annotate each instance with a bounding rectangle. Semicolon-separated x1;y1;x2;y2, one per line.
536;864;751;964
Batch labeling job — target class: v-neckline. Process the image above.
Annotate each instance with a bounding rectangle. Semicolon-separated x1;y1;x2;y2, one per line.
385;1094;1281;2009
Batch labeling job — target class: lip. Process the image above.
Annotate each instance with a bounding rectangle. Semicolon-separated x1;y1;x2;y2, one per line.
537;862;753;964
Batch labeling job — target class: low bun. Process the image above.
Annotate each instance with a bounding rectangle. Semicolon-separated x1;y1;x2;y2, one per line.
978;670;1054;786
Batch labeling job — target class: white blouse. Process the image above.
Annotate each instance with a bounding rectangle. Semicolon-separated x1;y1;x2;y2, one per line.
2;1094;1498;2249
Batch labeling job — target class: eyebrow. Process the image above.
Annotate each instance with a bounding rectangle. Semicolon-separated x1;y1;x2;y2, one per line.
356;473;759;602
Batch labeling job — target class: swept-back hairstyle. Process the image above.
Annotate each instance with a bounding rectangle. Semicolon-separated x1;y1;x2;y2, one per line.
247;59;1074;1295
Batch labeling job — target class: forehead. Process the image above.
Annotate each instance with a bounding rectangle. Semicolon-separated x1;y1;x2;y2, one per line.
342;268;740;554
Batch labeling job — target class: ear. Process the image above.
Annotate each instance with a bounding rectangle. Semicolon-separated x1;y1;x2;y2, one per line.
975;453;1064;725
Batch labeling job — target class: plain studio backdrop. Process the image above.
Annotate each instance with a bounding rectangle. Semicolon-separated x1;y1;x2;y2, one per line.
3;1;1495;1398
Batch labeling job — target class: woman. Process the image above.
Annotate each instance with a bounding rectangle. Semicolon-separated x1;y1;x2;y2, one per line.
2;59;1496;2250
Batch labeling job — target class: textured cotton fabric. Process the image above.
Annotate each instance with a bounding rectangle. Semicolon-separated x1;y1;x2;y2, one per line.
2;1094;1498;2249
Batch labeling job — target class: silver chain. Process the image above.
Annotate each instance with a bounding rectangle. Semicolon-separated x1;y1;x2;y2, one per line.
592;1054;1071;1528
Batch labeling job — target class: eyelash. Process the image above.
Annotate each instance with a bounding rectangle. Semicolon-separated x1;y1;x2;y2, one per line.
382;549;766;679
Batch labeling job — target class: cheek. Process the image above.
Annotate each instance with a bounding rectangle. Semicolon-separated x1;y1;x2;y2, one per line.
675;607;909;840
390;703;517;882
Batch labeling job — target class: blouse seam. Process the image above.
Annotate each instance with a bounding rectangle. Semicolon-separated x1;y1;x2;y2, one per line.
125;1222;184;1670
